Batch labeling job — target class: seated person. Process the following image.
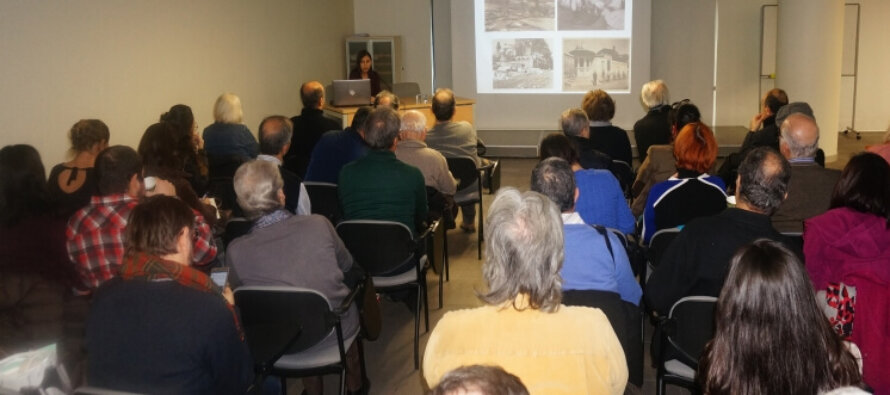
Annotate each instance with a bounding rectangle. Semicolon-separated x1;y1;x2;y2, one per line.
539;132;634;234
304;106;370;184
227;160;366;394
632;80;672;164
158;104;209;195
560;108;611;170
631;100;701;217
641;122;726;244
374;90;399;109
285;81;342;178
349;50;384;96
431;365;529;395
339;107;428;237
202;93;258;160
700;240;862;394
47;119;109;218
257;115;311;215
804;152;890;392
582;89;632;165
86;196;251;393
395;110;457;222
424;188;628;395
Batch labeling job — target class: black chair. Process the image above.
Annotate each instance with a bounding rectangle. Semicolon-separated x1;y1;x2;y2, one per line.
335;220;430;369
654;296;717;395
207;154;247;211
426;219;448;308
646;227;682;287
222;217;253;249
481;159;501;194
611;159;635;200
446;156;484;259
303;182;343;225
234;285;364;395
781;231;804;253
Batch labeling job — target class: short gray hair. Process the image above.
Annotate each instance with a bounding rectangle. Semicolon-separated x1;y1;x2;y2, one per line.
363;107;401;150
233;160;283;220
258;115;293;156
779;113;819;159
559;108;589;137
738;147;791;215
641;80;670;108
531;158;575;212
399;110;426;136
374;90;400;110
480;188;563;312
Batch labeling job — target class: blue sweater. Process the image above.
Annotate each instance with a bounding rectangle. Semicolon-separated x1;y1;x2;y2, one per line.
202;122;258;160
562;221;642;305
574;169;636;234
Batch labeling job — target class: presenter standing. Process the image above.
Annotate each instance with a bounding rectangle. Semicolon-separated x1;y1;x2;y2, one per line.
349;50;385;96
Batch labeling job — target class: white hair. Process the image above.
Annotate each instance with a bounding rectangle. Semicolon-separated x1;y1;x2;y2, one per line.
233;160;283;220
641;80;670;108
213;92;244;124
400;110;427;135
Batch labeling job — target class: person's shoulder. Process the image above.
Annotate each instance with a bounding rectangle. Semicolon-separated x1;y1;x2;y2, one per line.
556;304;611;326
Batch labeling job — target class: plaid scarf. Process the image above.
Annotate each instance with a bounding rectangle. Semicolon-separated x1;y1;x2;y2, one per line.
120;251;243;340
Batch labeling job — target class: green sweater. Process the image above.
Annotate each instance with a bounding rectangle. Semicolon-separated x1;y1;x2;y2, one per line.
339;150;428;235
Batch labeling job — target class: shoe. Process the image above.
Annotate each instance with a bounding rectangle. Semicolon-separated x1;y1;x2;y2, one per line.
460;223;476;233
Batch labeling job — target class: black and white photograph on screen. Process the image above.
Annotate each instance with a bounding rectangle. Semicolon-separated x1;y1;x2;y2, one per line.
562;38;629;92
485;0;555;31
492;39;554;89
558;0;625;31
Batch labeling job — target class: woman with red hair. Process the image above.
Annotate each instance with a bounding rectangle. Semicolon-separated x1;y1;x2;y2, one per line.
640;122;726;243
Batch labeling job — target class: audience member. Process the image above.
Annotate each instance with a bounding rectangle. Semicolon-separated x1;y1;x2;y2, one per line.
159;104;209;195
426;88;484;232
285;81;342;178
560;108;611;170
646;147;793;316
582;89;632;165
718;88;788;191
86;195;251;393
539;133;634;234
257;115;311;215
395;110;457;223
865;125;890;165
771;112;840;232
349;49;384;96
699;240;862;395
641;122;726;243
47;119;109;218
631;100;701;216
304;106;370;183
374;89;399;109
632;80;671;163
804;152;890;392
339;107;428;236
430;365;529;395
202;92;259;160
424;188;627;395
227;160;366;394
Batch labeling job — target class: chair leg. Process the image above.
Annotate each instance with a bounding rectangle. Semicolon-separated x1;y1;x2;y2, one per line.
280;377;287;395
338;369;346;395
438;262;444;309
414;285;421;370
476;201;483;260
656;376;665;395
422;283;430;332
444;232;450;282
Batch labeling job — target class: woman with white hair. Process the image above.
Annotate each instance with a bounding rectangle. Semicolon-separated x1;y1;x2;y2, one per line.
202;93;259;160
423;188;628;395
632;80;672;163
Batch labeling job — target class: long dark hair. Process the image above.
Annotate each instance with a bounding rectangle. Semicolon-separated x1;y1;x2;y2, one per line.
160;104;205;176
699;239;862;394
352;49;373;73
830;151;890;227
0;145;51;226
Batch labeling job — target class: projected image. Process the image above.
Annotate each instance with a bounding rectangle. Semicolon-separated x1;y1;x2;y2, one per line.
492;39;554;89
558;0;626;31
562;38;629;92
485;0;555;31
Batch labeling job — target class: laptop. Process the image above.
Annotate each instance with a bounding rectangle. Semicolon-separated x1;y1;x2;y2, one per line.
331;79;372;107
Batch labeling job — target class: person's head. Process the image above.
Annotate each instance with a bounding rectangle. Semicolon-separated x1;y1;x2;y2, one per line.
95;145;143;197
432;88;457;122
399;110;427;141
762;88;789;115
431;365;529;395
138;122;184;172
830;152;890;225
582;89;615;122
701;239;862;395
480;188;564;312
160;104;195;137
233;160;285;220
559;108;590;138
779;113;820;160
0;144;49;226
350;106;373;135
258;115;294;157
775;101;815;128
640;80;670;109
125;195;195;265
300;81;325;109
736;147;791;215
539;133;579;166
354;50;373;73
668;100;701;137
363;107;401;150
531;157;576;213
68;119;110;155
374;90;400;110
213;93;243;124
673;122;717;173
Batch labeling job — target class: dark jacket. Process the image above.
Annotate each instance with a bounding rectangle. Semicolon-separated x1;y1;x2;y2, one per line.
285;107;342;178
632;105;672;163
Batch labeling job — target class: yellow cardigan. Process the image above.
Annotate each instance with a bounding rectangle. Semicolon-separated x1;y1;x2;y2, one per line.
423;297;628;394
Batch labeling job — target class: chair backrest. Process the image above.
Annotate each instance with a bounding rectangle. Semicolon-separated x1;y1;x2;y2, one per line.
207;154;247;211
303;182;343;225
234;286;333;362
666;296;717;366
223;217;253;248
610;159;635;198
446;157;480;191
392;82;421;99
648;227;682;268
336;220;416;276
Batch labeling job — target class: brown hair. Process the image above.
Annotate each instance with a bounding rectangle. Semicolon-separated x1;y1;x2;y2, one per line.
673;122;717;173
125;195;194;257
69;119;110;153
582;89;615;122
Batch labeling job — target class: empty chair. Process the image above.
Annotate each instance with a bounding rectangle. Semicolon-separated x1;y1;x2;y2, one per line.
446;156;484;259
392;82;421;100
645;227;682;286
654;296;717;395
207;154;246;211
303;181;343;225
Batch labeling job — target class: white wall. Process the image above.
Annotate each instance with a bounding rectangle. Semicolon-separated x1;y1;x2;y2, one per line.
353;0;434;94
0;1;354;164
851;0;890;132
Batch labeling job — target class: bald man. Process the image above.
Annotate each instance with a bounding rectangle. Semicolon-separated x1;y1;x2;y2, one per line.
771;112;841;233
284;80;342;178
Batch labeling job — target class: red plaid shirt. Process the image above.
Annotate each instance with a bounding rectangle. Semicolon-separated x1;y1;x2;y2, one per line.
67;193;138;289
191;209;217;267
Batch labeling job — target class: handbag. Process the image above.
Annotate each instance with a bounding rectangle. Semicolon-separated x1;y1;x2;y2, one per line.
359;276;382;341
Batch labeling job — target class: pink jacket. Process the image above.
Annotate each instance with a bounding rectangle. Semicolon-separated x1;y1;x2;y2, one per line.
804;207;890;393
